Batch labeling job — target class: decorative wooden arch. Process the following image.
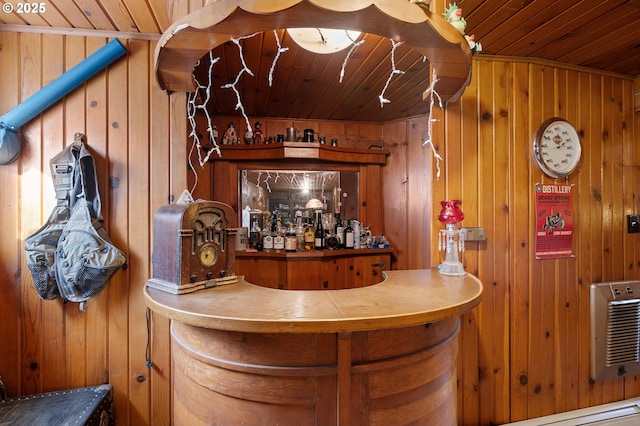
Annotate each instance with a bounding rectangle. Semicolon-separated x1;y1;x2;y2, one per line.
154;0;472;103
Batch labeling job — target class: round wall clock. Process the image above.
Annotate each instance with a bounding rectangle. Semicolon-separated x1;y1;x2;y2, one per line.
533;118;582;178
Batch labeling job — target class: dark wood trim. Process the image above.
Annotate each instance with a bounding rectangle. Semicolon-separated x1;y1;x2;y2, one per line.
210;142;390;164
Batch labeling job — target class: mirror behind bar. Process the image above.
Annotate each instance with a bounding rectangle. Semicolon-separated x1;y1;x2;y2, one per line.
240;169;359;229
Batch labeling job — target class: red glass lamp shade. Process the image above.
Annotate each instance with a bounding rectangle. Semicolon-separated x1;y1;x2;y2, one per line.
438;200;464;224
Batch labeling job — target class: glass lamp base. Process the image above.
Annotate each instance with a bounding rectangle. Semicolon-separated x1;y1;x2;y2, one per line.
438;260;466;276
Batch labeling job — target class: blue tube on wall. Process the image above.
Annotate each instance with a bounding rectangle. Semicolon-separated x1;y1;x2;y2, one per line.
0;39;127;165
2;38;127;130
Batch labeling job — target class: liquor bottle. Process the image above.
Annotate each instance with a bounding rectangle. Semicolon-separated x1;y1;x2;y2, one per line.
325;232;339;250
314;211;324;250
353;220;361;249
304;223;315;251
335;214;344;248
344;219;355;249
249;216;260;250
285;224;298;252
262;225;273;252
295;212;305;251
273;229;285;251
273;215;285;251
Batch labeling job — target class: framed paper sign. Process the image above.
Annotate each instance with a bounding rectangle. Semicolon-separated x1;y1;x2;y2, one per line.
535;183;574;260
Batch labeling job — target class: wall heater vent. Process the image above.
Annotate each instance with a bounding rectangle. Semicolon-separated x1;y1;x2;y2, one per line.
591;280;640;381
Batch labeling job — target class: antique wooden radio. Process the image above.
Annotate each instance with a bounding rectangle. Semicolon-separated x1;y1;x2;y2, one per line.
147;200;238;294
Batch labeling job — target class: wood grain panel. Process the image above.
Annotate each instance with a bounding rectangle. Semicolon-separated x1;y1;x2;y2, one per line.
0;30;21;399
148;38;173;426
85;36;110;389
168;93;188;201
287;259;322;290
100;0;138;33
20;31;45;397
40;34;66;393
382;119;408;270
489;59;510;423
509;61;532;422
476;59;502;424
126;39;152;426
362;164;383;236
456;58;481;424
555;68;580;414
105;35;132;424
47;0;93;29
62;36;88;391
406;117;431;269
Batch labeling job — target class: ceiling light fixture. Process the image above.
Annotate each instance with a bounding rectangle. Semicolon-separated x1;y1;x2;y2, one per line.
287;28;361;54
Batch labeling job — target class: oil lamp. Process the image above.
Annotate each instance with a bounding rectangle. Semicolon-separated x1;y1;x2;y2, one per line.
437;200;465;275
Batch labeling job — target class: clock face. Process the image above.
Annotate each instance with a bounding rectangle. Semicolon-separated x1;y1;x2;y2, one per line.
533;118;582;178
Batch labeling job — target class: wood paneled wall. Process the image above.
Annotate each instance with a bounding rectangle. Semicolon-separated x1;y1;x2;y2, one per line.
0;32;186;425
0;30;638;426
426;57;639;424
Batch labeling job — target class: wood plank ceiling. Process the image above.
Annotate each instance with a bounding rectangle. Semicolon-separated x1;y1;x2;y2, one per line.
1;0;639;121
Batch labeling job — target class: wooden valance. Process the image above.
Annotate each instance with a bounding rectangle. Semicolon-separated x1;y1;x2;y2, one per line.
154;0;472;103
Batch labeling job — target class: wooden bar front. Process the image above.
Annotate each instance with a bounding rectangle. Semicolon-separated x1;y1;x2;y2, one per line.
144;269;483;425
235;248;393;290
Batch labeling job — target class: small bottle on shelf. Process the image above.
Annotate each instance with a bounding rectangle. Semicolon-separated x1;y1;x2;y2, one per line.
304;223;315;251
249;216;261;250
344;219;355;249
353;220;361;249
273;215;285;251
285;224;298;252
262;225;273;252
295;212;305;251
335;214;344;248
325;232;339;250
314;210;324;250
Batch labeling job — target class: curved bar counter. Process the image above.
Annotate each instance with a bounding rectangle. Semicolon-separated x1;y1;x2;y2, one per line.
144;269;482;425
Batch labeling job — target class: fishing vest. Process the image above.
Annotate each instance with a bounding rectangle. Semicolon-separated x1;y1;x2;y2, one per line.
24;133;126;309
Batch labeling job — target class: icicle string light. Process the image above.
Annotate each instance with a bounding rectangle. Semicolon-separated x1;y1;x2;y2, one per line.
263;171;272;193
185;32;441;197
320;174;328;204
187;51;222;195
269;30;289;86
378;39;405;107
422;68;444;179
222;33;259;134
339;39;365;83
